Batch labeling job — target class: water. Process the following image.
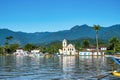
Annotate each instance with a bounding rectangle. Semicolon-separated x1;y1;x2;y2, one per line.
0;55;120;80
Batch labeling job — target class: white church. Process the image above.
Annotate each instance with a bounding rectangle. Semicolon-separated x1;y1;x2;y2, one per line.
59;39;77;55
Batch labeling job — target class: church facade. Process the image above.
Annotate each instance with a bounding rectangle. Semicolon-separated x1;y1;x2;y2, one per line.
59;39;76;55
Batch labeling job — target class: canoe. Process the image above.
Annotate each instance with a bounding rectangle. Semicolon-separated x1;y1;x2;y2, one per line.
112;71;120;77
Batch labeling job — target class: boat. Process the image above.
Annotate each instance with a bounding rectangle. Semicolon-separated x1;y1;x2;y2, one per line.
110;56;120;65
112;71;120;77
106;55;120;65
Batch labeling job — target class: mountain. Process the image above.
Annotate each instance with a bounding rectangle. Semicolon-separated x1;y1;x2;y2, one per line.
0;24;120;45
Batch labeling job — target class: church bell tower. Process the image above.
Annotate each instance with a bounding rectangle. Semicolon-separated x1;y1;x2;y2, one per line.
62;39;67;48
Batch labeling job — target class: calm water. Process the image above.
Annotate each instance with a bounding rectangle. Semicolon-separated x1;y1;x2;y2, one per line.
0;55;120;80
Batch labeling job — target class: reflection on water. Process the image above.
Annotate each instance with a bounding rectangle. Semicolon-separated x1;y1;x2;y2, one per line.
0;55;120;80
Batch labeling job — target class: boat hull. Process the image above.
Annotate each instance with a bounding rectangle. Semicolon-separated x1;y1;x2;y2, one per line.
112;71;120;77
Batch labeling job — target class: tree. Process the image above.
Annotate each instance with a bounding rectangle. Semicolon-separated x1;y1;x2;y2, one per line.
109;37;119;52
24;44;37;51
93;25;101;54
5;36;13;46
46;41;62;54
0;46;4;54
5;36;13;53
98;40;106;46
9;44;20;53
75;42;81;51
82;39;89;48
39;46;47;53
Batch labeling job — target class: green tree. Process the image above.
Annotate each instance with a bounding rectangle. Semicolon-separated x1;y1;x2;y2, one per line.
82;39;89;48
39;46;47;53
9;44;20;53
5;36;13;53
93;25;101;54
98;40;106;46
46;41;62;54
0;46;4;54
109;37;119;52
24;44;37;51
75;42;81;51
5;36;13;46
39;41;62;54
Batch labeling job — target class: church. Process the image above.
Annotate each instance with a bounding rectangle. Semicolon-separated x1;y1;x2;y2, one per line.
59;39;76;55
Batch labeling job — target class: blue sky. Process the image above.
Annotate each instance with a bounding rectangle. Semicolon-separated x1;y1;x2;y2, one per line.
0;0;120;32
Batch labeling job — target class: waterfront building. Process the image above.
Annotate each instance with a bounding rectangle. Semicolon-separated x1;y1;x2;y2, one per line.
81;46;107;56
59;39;76;55
86;46;107;51
79;51;105;56
31;50;40;53
13;48;28;56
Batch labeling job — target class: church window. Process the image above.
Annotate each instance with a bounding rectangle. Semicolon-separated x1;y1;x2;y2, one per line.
72;48;73;51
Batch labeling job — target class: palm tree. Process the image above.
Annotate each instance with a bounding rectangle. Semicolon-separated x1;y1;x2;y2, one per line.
93;25;101;55
5;36;13;46
5;36;13;53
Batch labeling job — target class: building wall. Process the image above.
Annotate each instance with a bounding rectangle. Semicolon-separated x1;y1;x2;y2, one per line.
79;52;104;56
31;50;40;53
59;39;76;55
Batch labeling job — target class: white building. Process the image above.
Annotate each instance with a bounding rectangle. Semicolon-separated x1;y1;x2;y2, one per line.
16;48;24;53
99;47;107;51
86;46;107;51
31;50;40;53
13;48;28;56
59;39;76;55
79;51;104;56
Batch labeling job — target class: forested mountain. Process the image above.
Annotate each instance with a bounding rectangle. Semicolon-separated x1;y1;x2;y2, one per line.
0;24;120;45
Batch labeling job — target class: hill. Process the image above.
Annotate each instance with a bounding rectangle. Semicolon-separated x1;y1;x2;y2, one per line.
0;24;120;45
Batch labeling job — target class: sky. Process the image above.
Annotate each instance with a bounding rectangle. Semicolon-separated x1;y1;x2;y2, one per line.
0;0;120;32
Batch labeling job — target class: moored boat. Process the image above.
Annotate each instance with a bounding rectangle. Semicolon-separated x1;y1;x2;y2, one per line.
112;71;120;77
